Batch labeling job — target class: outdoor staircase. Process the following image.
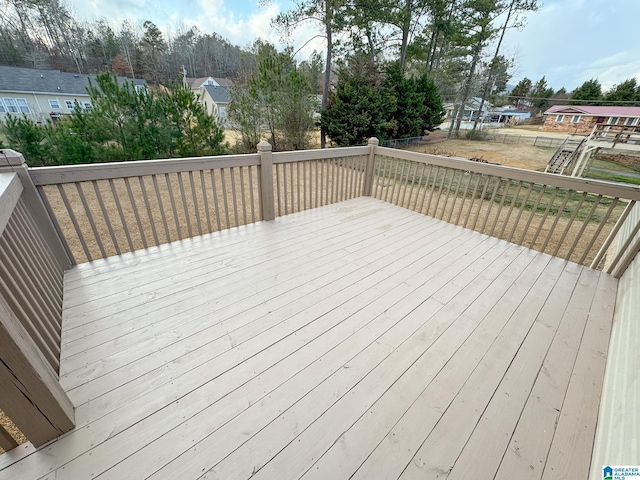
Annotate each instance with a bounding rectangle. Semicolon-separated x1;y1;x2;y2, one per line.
545;135;587;174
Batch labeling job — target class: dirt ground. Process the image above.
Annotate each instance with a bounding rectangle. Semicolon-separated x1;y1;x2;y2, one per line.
0;410;27;454
415;138;556;171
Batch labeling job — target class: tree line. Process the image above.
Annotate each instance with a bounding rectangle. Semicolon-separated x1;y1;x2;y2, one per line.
0;0;251;83
507;76;640;112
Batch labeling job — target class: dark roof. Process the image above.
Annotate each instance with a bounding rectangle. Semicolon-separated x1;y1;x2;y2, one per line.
544;105;640;117
203;84;230;104
0;66;146;96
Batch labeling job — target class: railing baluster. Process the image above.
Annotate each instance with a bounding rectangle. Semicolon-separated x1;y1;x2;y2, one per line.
530;188;559;249
249;166;256;222
164;174;182;239
418;165;434;214
91;180;120;255
296;161;301;211
239;166;248;225
314;160;319;207
209;170;222;231
275;163;282;216
219;168;231;228
303;161;307;209
75;182;107;258
290;162;295;209
199;171;212;233
507;182;533;243
498;180;522;238
283;162;289;214
425;167;443;217
454;171;473;226
463;174;482;229
387;159;401;204
480;176;501;233
440;169;457;220
57;184;92;261
446;170;464;223
470;175;491;231
152;175;171;242
411;163;426;212
188;171;202;236
123;177;148;249
139;177;160;245
109;179;135;250
176;172;192;238
552;191;587;257
432;168;448;219
229;167;240;226
540;189;573;253
375;156;387;199
406;162;419;210
331;158;338;204
581;198;618;265
399;161;411;207
256;165;264;221
566;194;602;260
517;184;547;245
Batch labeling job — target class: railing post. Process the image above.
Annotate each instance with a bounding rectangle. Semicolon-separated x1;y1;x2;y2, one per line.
257;141;275;221
362;137;379;196
0;149;72;269
0;294;75;447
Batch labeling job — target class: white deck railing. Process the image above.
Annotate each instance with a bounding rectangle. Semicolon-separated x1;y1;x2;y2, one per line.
1;139;640;452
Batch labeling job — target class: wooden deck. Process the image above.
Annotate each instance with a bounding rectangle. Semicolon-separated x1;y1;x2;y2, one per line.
0;197;617;480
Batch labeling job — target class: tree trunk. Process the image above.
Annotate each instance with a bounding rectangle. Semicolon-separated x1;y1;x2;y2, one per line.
399;0;413;72
471;0;515;133
452;45;481;137
321;1;333;149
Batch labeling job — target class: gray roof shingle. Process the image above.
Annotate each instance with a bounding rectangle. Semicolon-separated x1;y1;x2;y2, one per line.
0;65;146;96
203;84;230;104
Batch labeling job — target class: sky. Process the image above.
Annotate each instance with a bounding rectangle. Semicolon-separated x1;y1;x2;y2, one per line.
65;0;640;92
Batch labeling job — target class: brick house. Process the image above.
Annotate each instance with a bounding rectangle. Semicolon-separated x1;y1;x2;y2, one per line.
543;105;640;133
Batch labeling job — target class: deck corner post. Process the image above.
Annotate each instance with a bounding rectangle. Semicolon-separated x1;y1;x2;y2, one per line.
0;149;73;269
257;141;275;221
363;137;379;196
0;295;75;448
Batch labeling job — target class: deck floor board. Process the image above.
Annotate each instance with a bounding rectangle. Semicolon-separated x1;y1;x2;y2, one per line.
0;197;616;480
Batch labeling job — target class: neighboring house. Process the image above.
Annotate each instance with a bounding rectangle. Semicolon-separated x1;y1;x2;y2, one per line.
184;75;233;123
487;108;531;124
0;65;146;123
444;97;494;122
543;105;640;133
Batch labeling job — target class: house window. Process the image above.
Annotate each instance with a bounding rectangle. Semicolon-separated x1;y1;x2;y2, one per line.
15;98;30;114
556;114;565;122
0;101;5;113
608;117;619;125
3;98;18;113
624;117;639;126
49;99;61;109
83;102;92;111
571;115;580;123
65;100;74;109
218;106;227;118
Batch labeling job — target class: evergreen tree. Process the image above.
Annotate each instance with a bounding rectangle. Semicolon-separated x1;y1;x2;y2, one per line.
529;76;554;112
571;78;602;104
603;78;638;103
509;77;532;107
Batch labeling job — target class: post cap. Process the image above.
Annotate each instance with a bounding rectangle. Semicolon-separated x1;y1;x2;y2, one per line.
368;137;380;146
257;141;272;152
0;149;26;167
